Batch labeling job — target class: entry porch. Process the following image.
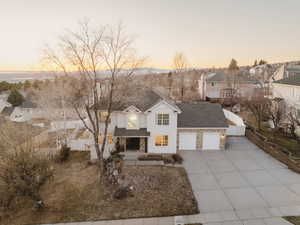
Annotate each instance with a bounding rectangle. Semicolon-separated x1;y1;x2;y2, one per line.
114;127;150;153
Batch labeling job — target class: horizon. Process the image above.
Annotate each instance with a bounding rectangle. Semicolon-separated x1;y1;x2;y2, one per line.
1;0;300;71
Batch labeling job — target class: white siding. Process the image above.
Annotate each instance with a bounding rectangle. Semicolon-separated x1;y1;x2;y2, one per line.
273;83;300;109
146;101;178;154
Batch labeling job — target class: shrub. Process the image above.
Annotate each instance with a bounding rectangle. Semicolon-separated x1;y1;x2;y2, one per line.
56;145;71;162
138;154;163;161
0;147;53;210
172;154;183;164
163;155;175;164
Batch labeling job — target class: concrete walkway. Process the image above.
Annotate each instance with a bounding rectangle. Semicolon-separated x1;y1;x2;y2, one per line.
44;137;299;225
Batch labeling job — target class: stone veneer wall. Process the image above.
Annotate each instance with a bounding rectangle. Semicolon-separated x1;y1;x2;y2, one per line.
177;128;227;151
139;138;146;153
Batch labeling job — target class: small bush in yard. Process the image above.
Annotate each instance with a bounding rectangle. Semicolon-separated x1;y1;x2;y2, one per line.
163;155;175;164
56;145;71;162
172;154;183;164
138;154;163;161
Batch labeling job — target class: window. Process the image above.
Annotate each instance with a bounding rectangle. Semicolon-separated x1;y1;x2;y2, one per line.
107;133;113;144
155;136;168;146
98;133;113;144
99;111;111;123
211;82;215;86
156;114;169;125
127;114;138;128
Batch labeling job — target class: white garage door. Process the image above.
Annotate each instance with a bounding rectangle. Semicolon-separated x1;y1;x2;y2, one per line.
203;132;220;150
179;133;197;150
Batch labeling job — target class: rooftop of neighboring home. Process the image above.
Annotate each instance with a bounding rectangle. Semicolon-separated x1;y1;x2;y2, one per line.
273;74;300;87
206;71;255;83
286;65;300;74
21;99;37;108
177;102;228;128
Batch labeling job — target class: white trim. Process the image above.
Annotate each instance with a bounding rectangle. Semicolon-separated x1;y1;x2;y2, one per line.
146;100;181;113
123;105;142;113
178;127;227;129
273;83;300;88
115;136;149;138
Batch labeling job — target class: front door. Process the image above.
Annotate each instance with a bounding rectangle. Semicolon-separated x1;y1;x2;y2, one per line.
126;138;140;151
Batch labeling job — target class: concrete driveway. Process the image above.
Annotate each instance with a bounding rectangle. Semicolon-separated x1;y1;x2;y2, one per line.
181;137;300;225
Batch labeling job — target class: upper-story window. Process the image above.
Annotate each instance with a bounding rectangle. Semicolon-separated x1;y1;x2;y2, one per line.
156;114;169;125
127;113;138;129
99;111;111;123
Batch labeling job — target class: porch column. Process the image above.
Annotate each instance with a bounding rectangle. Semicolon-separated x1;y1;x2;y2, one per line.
139;137;146;153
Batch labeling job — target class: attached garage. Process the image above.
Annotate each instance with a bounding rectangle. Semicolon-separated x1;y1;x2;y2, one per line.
176;103;229;151
203;132;220;150
179;133;197;150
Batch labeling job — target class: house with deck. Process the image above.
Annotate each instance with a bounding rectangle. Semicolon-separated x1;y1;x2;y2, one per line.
205;71;257;101
91;88;228;159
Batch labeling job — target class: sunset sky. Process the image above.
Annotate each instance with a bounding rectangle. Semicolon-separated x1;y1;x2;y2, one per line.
1;0;300;71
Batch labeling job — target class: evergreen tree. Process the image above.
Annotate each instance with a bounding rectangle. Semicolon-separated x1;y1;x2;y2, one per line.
259;59;267;65
254;60;258;67
228;58;239;71
7;89;24;107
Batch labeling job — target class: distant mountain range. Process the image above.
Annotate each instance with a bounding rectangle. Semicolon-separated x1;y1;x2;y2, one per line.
0;67;205;83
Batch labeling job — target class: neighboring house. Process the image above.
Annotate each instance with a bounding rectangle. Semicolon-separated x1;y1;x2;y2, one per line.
204;71;256;100
1;106;14;120
0;99;11;113
271;64;300;82
273;75;300;110
249;64;269;76
10;100;38;122
90;88;228;159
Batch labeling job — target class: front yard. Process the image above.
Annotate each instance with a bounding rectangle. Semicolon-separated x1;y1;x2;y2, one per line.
1;152;198;225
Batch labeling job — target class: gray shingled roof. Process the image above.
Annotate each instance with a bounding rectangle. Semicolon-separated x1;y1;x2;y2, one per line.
1;106;14;116
206;71;254;83
114;127;150;137
21;100;37;108
177;103;228;128
97;87;180;112
274;75;300;86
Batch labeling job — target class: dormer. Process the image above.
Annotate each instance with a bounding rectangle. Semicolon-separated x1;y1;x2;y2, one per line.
123;105;141;130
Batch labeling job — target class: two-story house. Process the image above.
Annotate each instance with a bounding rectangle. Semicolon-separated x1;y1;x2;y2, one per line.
204;71;257;100
90;88;228;159
273;75;300;110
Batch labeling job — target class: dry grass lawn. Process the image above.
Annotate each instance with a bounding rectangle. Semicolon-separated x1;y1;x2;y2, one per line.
1;152;198;225
284;216;300;224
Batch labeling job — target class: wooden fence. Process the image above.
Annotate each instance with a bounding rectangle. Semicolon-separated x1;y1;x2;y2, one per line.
245;127;300;173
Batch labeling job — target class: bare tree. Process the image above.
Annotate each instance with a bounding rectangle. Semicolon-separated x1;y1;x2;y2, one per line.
267;99;286;133
226;59;240;109
287;107;300;141
172;52;188;101
33;76;75;147
241;90;270;130
43;21;142;182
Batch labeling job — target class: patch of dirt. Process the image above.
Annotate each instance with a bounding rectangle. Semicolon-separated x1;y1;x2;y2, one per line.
1;152;198;225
